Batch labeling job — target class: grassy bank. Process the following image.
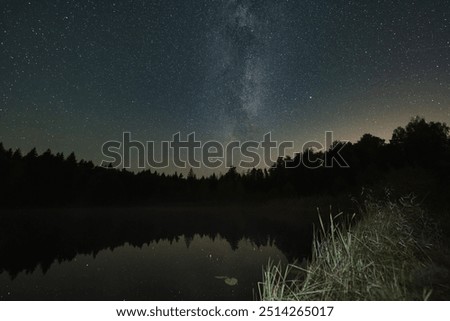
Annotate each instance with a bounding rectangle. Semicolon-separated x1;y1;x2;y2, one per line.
259;195;450;300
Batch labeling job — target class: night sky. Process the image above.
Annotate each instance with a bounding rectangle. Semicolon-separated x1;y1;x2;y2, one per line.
0;0;449;172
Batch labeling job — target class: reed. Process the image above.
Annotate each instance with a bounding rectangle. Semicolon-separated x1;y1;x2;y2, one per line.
259;196;440;300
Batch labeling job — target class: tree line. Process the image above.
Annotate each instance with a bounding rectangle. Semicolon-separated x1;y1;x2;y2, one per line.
1;116;449;208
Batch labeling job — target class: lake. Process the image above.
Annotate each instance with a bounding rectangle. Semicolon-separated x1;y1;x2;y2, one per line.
0;204;320;300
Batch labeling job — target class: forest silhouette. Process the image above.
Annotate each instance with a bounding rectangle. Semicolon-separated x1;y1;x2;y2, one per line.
1;117;449;209
1;116;450;292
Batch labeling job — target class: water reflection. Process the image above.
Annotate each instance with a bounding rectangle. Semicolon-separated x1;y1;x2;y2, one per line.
0;206;314;300
0;235;288;300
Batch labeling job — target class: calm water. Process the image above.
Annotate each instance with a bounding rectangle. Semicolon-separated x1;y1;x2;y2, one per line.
0;206;314;300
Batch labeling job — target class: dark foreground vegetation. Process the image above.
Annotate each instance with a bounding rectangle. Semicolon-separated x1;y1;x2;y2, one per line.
259;195;450;300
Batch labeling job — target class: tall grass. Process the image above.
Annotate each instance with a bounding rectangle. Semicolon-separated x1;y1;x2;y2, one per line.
259;195;442;300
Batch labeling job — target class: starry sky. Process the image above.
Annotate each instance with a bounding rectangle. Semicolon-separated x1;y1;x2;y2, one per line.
0;0;449;171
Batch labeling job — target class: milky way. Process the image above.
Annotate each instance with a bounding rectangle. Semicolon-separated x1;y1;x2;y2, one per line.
0;0;449;170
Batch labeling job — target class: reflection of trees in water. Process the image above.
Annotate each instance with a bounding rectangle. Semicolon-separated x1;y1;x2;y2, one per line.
0;209;313;278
